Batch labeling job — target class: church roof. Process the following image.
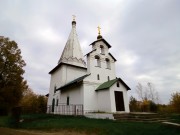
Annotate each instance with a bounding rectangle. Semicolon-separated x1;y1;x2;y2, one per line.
49;62;87;74
108;53;117;62
84;49;96;56
56;74;90;91
95;78;131;91
58;20;86;68
90;38;112;48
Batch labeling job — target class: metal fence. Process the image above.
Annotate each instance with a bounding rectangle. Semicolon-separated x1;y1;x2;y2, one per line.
47;104;83;116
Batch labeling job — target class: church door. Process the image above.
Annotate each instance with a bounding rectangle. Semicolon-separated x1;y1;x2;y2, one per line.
114;91;125;111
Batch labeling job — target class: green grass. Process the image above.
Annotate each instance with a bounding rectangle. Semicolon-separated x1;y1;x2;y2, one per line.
0;114;179;135
170;114;180;124
0;116;9;127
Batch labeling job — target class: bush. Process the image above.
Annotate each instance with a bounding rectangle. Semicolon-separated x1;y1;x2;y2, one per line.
8;106;22;127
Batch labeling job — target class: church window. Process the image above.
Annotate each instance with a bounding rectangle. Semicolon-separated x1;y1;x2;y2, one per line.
97;74;100;80
56;99;59;106
54;86;56;93
67;96;69;105
106;58;111;69
52;98;55;112
108;76;110;81
117;82;120;87
95;55;101;67
100;45;105;54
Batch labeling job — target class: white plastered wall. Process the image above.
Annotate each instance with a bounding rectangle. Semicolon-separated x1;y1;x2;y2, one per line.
60;84;83;105
97;89;111;112
48;64;87;107
82;81;99;113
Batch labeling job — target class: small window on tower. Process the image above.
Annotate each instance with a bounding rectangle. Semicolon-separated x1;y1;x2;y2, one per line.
100;45;105;54
108;76;110;81
95;55;101;67
117;82;120;87
106;58;111;69
97;74;100;80
54;86;56;93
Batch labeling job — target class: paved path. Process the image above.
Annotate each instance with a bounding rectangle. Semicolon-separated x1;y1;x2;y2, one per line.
162;122;180;127
0;127;90;135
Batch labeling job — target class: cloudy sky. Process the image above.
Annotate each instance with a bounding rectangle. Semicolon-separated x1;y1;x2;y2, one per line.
0;0;179;104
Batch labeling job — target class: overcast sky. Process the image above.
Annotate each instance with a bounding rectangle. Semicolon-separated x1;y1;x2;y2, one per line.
0;0;179;104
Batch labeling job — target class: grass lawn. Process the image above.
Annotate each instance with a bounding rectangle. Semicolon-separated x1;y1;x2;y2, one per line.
0;114;179;135
170;114;180;124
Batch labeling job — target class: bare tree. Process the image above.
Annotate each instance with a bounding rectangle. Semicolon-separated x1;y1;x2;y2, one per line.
146;82;159;103
136;82;159;103
136;83;144;101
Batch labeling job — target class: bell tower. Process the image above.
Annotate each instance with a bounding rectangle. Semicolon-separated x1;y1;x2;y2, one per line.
86;26;116;82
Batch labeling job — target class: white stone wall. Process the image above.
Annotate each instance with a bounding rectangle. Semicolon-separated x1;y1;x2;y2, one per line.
97;89;111;112
48;64;87;106
60;84;83;104
83;81;99;113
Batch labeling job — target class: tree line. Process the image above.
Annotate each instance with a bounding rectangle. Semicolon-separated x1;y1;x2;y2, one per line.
130;82;180;113
0;37;47;115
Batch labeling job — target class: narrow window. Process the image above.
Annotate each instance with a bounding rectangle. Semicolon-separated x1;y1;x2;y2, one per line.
100;45;105;54
52;98;55;112
56;99;59;106
95;55;101;67
117;82;120;87
97;74;100;80
54;86;56;93
108;76;110;81
106;58;111;69
67;96;69;105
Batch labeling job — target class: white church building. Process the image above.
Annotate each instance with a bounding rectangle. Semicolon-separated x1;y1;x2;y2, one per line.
47;18;131;115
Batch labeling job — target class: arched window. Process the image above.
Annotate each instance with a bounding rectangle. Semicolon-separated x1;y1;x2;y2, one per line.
106;58;111;69
97;74;100;80
95;55;101;67
100;45;105;54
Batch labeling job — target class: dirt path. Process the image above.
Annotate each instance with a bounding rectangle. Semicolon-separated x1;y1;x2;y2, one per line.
0;127;91;135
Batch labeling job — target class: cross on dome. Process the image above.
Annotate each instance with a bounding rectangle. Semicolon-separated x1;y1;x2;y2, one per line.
72;15;76;21
97;26;101;35
97;26;102;39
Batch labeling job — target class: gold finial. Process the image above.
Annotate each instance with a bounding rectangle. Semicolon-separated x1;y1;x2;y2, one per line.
97;26;101;35
72;15;76;21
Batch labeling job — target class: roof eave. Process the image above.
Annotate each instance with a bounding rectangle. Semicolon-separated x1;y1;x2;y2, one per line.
49;62;87;74
89;38;111;48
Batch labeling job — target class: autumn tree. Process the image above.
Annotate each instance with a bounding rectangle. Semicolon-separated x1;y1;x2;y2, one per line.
20;88;47;114
129;96;140;112
0;37;27;115
170;92;180;113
